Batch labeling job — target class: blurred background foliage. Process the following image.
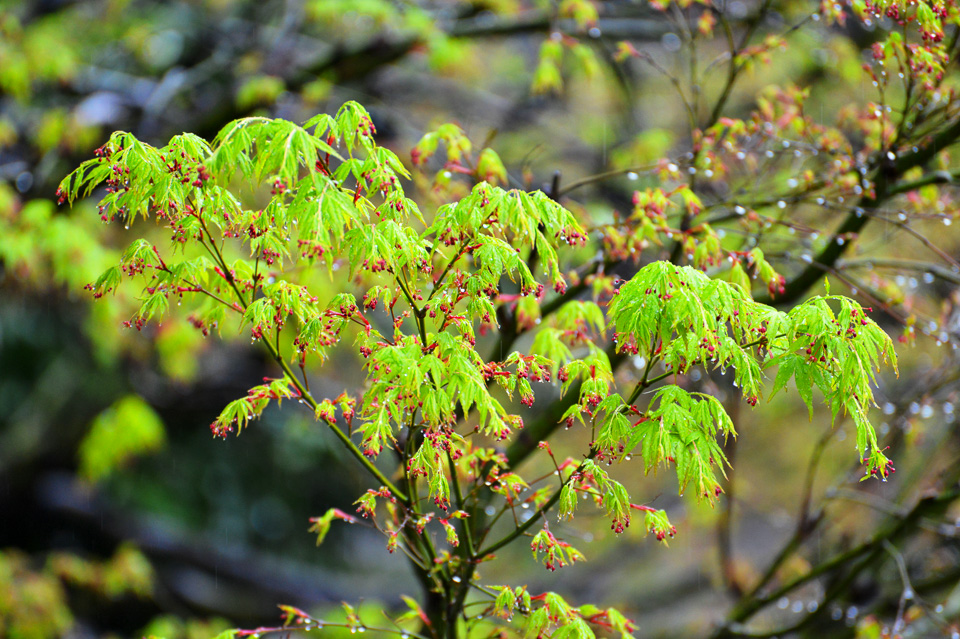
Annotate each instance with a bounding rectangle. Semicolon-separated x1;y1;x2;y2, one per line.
3;0;960;638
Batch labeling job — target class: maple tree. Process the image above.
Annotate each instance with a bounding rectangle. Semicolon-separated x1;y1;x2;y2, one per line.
7;0;960;637
57;95;898;638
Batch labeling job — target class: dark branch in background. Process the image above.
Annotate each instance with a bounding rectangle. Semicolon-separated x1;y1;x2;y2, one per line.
12;1;679;201
713;362;960;637
448;11;667;40
840;257;960;287
34;472;385;623
761;117;960;305
714;485;960;638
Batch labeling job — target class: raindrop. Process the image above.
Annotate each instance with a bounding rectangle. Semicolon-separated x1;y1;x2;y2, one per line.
765;150;775;158
735;205;746;215
588;26;602;38
807;601;819;613
883;403;895;415
661;32;682;52
484;505;496;516
15;171;33;193
452;576;462;583
787;178;798;188
627;172;638;181
777;200;786;209
668;163;679;172
777;597;790;610
792;601;804;613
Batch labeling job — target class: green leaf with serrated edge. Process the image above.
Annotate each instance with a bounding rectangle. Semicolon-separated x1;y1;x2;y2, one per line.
558;484;578;520
524;607;550;639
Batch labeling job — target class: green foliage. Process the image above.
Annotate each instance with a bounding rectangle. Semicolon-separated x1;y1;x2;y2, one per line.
78;394;166;482
0;550;73;639
0;13;78;101
140;616;234;639
47;544;154;599
607;261;896;479
0;545;156;639
236;75;286;110
631;386;735;499
56;88;899;638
